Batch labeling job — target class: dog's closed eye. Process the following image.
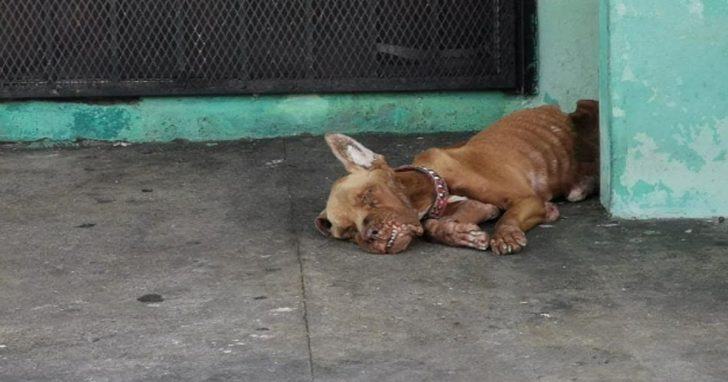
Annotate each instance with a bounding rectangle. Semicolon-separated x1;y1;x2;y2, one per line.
359;188;378;208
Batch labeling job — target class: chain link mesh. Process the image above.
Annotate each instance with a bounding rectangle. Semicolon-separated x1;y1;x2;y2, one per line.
0;0;532;99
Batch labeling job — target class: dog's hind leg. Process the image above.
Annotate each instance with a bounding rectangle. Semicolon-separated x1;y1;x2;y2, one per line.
567;162;598;202
424;198;500;251
490;196;549;255
544;202;560;222
568;99;600;203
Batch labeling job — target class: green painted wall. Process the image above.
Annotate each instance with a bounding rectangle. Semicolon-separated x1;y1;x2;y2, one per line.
602;0;728;218
0;1;599;143
0;93;509;142
510;0;599;112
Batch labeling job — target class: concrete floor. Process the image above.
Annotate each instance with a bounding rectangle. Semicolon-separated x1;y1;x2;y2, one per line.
1;134;727;382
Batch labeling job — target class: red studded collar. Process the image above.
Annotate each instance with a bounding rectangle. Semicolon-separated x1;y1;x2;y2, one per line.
395;165;450;219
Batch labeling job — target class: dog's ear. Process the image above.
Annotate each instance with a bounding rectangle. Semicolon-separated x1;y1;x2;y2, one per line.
570;100;599;126
325;133;385;172
314;210;332;237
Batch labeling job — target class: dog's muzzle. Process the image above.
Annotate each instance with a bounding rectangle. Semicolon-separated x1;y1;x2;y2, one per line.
360;222;423;254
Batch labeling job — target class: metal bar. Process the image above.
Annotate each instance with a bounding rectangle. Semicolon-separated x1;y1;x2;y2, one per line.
304;0;315;79
109;0;120;82
0;76;516;100
366;0;378;77
515;0;537;94
494;0;501;75
174;0;187;80
237;0;249;82
42;0;55;86
430;0;440;59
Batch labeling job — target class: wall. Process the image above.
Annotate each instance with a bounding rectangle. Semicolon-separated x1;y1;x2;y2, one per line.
602;0;728;218
0;93;509;142
0;1;600;143
510;0;599;112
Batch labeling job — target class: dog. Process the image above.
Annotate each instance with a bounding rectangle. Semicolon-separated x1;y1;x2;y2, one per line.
315;100;599;255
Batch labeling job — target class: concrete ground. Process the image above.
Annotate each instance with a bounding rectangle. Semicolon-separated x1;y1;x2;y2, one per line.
1;133;727;382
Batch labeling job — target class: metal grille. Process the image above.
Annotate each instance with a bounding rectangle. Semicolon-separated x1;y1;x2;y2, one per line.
0;0;535;99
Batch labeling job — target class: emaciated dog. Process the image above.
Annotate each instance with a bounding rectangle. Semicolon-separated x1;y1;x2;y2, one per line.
315;100;599;255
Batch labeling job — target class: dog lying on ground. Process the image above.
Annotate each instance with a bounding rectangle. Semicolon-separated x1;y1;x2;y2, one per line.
315;100;599;255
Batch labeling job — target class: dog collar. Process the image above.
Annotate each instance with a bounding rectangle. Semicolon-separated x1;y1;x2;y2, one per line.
395;165;450;219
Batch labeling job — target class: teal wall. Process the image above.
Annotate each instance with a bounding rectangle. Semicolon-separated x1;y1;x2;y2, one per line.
510;0;599;112
602;0;728;218
0;94;509;142
0;1;599;143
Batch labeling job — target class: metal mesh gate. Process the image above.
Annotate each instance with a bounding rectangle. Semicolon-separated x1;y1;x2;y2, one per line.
0;0;535;99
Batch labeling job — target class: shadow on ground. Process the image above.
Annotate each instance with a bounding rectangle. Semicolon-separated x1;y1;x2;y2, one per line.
1;134;727;382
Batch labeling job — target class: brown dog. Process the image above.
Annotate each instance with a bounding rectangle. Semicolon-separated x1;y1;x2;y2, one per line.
316;100;599;255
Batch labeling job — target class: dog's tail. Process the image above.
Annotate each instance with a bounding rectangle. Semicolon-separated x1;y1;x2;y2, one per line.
569;100;599;164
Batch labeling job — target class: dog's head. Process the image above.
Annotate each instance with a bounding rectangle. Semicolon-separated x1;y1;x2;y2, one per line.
315;134;424;254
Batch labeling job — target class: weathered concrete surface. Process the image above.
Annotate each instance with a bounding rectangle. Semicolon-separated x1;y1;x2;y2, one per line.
1;134;727;381
0;140;312;381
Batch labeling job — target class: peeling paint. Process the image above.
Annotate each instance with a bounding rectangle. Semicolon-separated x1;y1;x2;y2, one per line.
620;127;728;209
616;3;628;17
621;66;637;82
604;0;728;217
0;93;510;142
688;0;705;18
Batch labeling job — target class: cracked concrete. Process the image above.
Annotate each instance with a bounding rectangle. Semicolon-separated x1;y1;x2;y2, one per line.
1;134;727;381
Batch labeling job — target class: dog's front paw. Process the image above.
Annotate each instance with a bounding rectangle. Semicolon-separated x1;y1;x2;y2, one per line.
427;220;489;251
490;226;527;255
446;221;490;251
459;226;490;252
